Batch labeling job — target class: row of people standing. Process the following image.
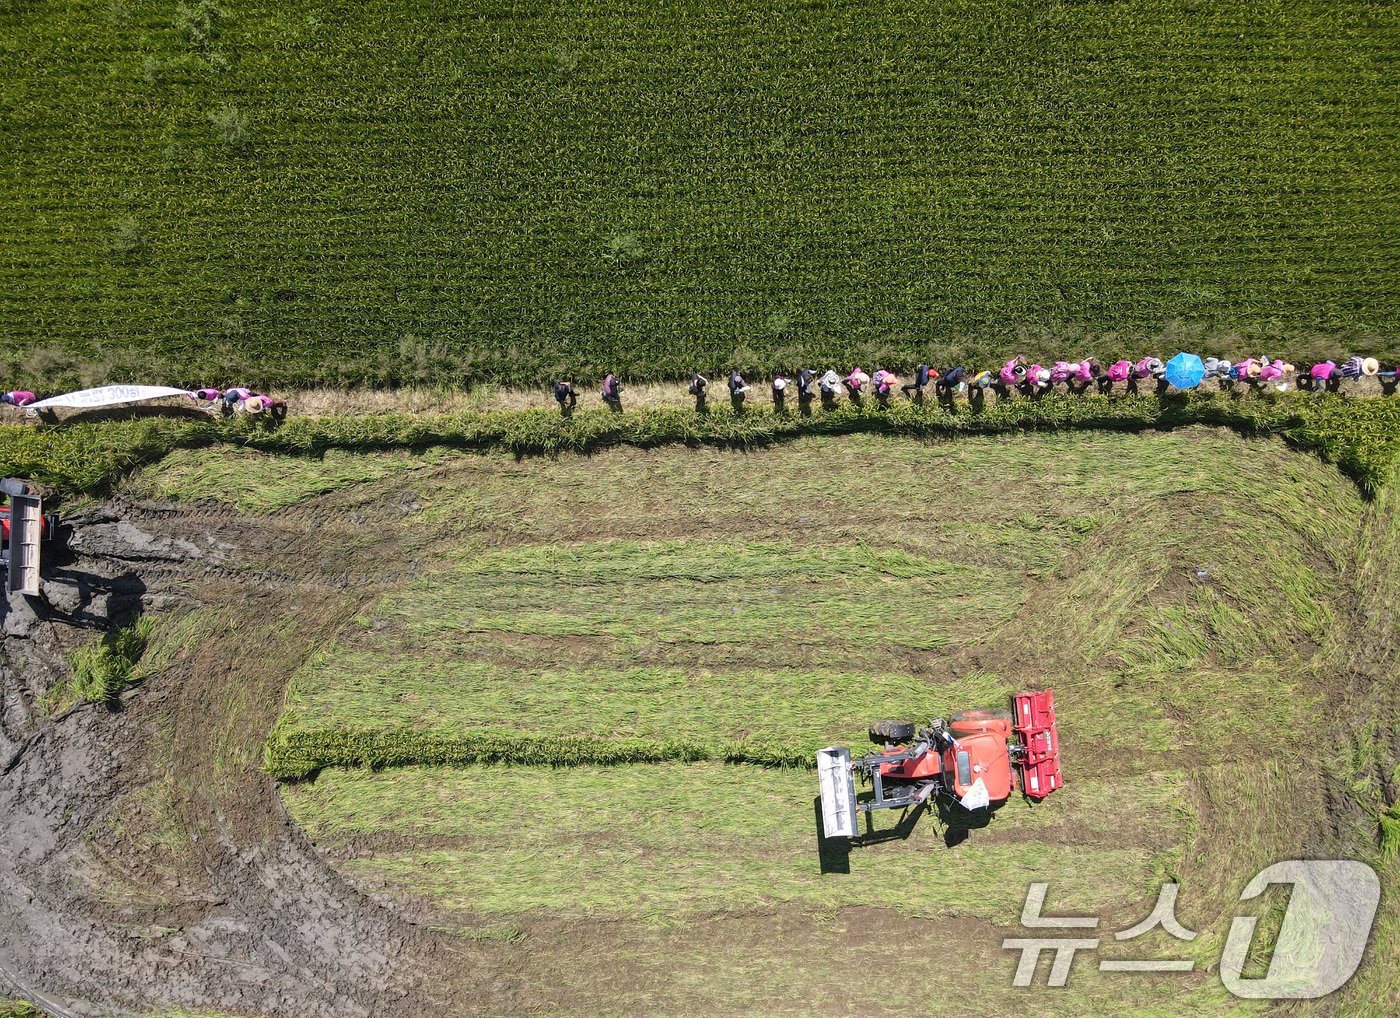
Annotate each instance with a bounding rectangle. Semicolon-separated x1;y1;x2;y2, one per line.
551;354;1400;413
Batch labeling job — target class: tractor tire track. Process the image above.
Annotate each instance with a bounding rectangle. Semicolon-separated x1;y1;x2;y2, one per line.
0;498;514;1016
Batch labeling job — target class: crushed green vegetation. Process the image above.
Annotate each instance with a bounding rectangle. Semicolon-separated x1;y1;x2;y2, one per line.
259;426;1385;1016
61;616;154;705
288;762;1185;920
42;611;211;715
265;429;1356;779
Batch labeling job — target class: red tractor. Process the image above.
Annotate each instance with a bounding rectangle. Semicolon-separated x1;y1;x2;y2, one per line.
818;690;1062;840
0;502;58;546
1;487;60;595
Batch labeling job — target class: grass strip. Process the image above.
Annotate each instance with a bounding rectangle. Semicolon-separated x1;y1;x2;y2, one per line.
4;391;1400;499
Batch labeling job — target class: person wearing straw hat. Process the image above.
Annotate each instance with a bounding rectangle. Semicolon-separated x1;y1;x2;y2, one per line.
818;368;841;405
1337;356;1376;394
1338;356;1366;380
1235;358;1264;391
1261;360;1294;390
1131;357;1165;393
242;393;287;419
1360;357;1381;394
844;366;869;398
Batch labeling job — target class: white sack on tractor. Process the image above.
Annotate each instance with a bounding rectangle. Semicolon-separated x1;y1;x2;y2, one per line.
959;778;991;811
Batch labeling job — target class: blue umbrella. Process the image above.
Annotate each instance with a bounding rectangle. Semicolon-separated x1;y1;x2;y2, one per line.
1164;352;1206;390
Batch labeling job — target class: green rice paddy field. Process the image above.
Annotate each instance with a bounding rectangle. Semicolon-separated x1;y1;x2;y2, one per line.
120;426;1399;1015
3;0;1397;388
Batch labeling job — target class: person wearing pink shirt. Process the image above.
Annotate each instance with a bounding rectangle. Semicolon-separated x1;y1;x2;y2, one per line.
1102;360;1132;391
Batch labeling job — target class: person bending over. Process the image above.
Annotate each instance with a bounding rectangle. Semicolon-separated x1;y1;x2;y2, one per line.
771;374;789;410
902;364;934;398
936;366;966;394
729;370;750;407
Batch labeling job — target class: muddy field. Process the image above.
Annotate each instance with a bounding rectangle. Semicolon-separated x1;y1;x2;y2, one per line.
0;496;516;1016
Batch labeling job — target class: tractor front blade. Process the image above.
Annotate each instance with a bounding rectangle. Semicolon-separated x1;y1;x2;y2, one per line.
816;746;858;838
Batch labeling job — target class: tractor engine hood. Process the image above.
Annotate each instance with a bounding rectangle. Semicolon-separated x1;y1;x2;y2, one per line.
943;731;1013;803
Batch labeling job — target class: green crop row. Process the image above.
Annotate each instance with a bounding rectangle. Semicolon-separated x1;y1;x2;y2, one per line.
263;723;814;780
1;0;1396;389
4;391;1400;499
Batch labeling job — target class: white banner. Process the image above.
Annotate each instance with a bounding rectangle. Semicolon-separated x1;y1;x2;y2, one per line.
26;385;193;410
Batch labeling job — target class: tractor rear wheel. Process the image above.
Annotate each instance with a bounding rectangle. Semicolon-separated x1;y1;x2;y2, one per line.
869;719;916;743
